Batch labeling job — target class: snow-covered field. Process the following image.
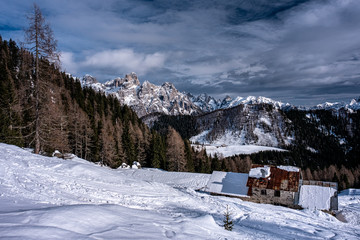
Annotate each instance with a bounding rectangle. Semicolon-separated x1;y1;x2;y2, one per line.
0;143;359;239
192;144;286;158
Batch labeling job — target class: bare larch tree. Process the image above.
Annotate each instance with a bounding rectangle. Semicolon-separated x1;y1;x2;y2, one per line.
25;3;59;154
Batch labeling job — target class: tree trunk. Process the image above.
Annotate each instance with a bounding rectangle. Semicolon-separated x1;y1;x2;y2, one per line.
34;17;40;154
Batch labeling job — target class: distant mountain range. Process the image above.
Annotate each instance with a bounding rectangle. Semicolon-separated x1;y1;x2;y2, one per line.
72;73;359;168
77;72;360;117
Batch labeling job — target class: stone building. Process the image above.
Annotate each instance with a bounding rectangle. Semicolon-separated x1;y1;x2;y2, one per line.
205;164;338;211
246;164;301;208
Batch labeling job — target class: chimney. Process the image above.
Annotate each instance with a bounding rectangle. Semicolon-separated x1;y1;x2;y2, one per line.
260;169;266;178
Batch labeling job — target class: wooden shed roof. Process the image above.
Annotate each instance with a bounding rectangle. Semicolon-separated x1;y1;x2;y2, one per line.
246;164;301;193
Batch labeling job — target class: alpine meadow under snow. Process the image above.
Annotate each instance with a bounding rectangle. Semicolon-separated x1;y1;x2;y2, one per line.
0;143;359;239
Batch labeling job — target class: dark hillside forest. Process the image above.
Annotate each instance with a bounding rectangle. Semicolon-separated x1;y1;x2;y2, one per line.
0;36;214;171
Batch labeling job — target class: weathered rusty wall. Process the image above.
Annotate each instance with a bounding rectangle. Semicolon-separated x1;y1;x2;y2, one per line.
247;165;300;192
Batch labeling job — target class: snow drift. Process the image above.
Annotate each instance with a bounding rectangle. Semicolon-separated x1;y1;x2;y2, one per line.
0;143;359;239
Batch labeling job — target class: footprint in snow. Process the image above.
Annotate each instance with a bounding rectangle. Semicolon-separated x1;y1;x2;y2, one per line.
165;230;176;238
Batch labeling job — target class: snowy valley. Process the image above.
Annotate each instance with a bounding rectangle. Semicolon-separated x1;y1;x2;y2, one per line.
0;143;359;239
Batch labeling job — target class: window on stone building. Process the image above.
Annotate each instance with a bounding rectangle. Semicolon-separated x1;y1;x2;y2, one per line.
274;190;280;197
261;189;267;195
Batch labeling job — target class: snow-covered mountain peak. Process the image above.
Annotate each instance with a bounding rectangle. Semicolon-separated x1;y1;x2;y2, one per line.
81;74;105;92
190;93;220;112
311;97;360;112
349;97;360;110
161;82;176;90
142;80;153;86
191;94;290;112
78;73;202;117
77;72;357;117
82;74;98;85
240;96;279;106
219;95;233;108
349;98;358;106
124;72;140;86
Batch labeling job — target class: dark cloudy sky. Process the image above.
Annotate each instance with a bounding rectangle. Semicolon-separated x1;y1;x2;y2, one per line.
1;0;360;105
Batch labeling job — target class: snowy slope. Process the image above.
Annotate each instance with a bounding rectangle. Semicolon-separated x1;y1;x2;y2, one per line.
190;103;293;149
192;144;287;157
0;143;359;239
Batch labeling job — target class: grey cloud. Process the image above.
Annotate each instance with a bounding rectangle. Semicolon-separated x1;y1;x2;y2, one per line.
1;0;359;105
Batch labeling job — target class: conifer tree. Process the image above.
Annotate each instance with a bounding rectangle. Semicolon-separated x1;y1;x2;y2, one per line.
0;39;23;146
211;153;220;171
149;132;162;168
223;205;234;231
184;139;194;172
122;121;136;164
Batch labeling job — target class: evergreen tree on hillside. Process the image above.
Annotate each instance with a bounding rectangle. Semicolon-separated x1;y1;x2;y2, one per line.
148;130;166;169
184;139;195;172
0;39;23;146
223;205;234;231
122;121;136;164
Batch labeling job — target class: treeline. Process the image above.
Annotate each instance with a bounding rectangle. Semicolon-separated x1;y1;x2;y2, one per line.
284;109;360;168
302;164;360;191
152;114;198;139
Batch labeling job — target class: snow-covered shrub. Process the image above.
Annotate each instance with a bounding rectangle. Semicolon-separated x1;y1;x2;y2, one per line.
52;150;62;158
119;163;130;169
132;161;141;169
52;150;74;159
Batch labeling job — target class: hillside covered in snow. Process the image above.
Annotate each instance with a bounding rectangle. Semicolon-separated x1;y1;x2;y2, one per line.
0;143;359;239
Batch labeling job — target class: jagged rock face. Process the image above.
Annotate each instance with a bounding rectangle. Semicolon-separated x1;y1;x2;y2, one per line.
190;104;293;148
82;73;202;118
220;95;233;109
190;93;220;112
191;95;294;112
80;73;358;120
133;81;201;117
82;74;98;85
311;97;360;112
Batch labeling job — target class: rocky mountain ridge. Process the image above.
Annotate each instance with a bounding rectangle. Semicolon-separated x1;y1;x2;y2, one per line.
310;98;360;112
189;93;294;112
79;73;359;117
80;73;201;117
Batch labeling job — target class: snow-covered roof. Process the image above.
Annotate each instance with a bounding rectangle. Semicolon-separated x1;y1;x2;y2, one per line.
205;171;249;197
249;166;271;178
278;165;300;172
